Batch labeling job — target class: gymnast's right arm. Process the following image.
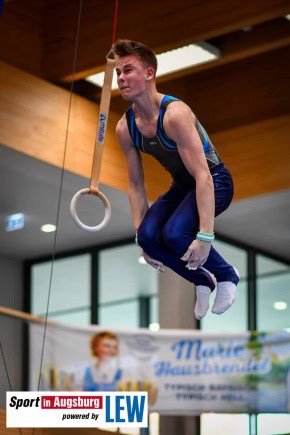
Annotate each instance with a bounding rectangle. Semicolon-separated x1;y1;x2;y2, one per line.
116;115;149;230
116;116;166;273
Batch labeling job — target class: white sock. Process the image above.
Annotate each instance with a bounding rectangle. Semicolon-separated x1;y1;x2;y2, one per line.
194;286;212;320
211;267;239;315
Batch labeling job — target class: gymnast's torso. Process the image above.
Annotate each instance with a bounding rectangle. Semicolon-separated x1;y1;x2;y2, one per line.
125;95;221;188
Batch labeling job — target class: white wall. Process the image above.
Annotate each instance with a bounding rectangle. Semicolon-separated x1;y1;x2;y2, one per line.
0;255;23;408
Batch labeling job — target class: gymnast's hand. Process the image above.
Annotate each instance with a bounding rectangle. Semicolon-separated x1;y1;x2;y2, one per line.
180;240;210;269
142;250;165;273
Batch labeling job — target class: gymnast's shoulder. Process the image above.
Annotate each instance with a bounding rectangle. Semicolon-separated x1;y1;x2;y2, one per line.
163;99;196;129
116;114;134;152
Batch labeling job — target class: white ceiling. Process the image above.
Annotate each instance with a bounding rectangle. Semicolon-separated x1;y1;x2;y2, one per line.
0;144;289;263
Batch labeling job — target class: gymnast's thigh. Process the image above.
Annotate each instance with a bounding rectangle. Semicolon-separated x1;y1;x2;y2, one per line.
140;184;187;234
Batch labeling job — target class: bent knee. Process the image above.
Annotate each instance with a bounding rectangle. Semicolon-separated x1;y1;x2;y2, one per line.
137;222;157;250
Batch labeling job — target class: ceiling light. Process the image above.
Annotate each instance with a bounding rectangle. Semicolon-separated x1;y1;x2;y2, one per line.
285;14;290;21
138;255;147;265
41;224;56;233
86;42;220;90
149;323;160;332
273;301;287;311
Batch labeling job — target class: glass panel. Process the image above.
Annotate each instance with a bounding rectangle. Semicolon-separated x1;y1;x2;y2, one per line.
201;413;249;435
257;414;290;435
257;272;290;331
99;244;158;304
201;240;247;331
99;300;139;329
31;254;91;315
257;255;290;276
48;309;91;326
213;240;247;280
201;281;247;331
150;296;159;325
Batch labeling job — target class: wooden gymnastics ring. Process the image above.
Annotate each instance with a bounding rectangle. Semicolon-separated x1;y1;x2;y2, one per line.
70;187;111;232
70;57;115;232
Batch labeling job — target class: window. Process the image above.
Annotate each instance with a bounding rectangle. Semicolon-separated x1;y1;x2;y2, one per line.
31;254;91;325
200;240;248;432
98;244;158;328
149;295;159;325
201;280;247;331
213;240;247;279
257;255;290;331
99;300;139;329
47;309;91;325
201;240;247;331
256;255;290;434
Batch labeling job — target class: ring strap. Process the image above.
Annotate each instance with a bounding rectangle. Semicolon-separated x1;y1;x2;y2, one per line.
90;57;116;192
69;57;115;232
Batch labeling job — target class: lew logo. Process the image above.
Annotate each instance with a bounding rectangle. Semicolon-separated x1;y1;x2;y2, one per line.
6;392;148;428
105;394;147;424
98;113;107;144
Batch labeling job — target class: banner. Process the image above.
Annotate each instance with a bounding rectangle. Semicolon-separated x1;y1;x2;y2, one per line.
6;392;148;428
29;323;290;415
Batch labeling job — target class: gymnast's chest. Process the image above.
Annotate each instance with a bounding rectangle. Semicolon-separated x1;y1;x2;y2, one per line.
141;135;177;156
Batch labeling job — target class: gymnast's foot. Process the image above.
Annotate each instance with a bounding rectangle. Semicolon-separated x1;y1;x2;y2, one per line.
194;285;212;320
211;267;240;315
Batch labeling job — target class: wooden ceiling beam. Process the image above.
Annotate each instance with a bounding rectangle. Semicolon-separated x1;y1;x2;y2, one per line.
212;17;290;59
157;46;290;133
154;17;290;85
110;45;290;134
212;114;290;200
1;61;289;202
0;61;171;199
42;0;290;81
0;0;43;76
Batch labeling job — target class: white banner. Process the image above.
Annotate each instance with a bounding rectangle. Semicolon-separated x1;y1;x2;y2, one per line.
29;323;290;415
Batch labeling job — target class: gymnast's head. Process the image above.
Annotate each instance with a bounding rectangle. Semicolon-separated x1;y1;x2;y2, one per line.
109;39;158;100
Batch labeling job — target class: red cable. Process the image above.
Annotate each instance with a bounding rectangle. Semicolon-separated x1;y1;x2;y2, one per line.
112;0;119;44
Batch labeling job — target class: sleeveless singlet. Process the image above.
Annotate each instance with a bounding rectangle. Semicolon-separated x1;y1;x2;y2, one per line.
125;95;221;188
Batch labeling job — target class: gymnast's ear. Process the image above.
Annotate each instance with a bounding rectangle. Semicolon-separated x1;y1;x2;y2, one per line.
146;66;155;82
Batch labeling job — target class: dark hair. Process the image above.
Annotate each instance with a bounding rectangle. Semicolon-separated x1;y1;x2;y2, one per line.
109;39;158;74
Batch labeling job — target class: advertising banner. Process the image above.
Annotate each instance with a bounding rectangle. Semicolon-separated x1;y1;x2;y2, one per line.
29;323;290;415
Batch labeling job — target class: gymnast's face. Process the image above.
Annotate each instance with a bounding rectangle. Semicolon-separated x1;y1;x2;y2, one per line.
116;55;150;100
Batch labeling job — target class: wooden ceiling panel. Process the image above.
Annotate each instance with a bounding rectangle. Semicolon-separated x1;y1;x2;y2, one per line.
1;61;290;202
210;17;290;57
110;45;290;134
0;0;44;75
42;0;290;80
1;0;290;203
157;46;290;133
152;18;290;85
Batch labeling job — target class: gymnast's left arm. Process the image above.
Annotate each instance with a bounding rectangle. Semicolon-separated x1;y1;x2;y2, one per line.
163;102;215;267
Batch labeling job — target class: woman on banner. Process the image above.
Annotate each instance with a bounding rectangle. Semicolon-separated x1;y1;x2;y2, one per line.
83;331;122;391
